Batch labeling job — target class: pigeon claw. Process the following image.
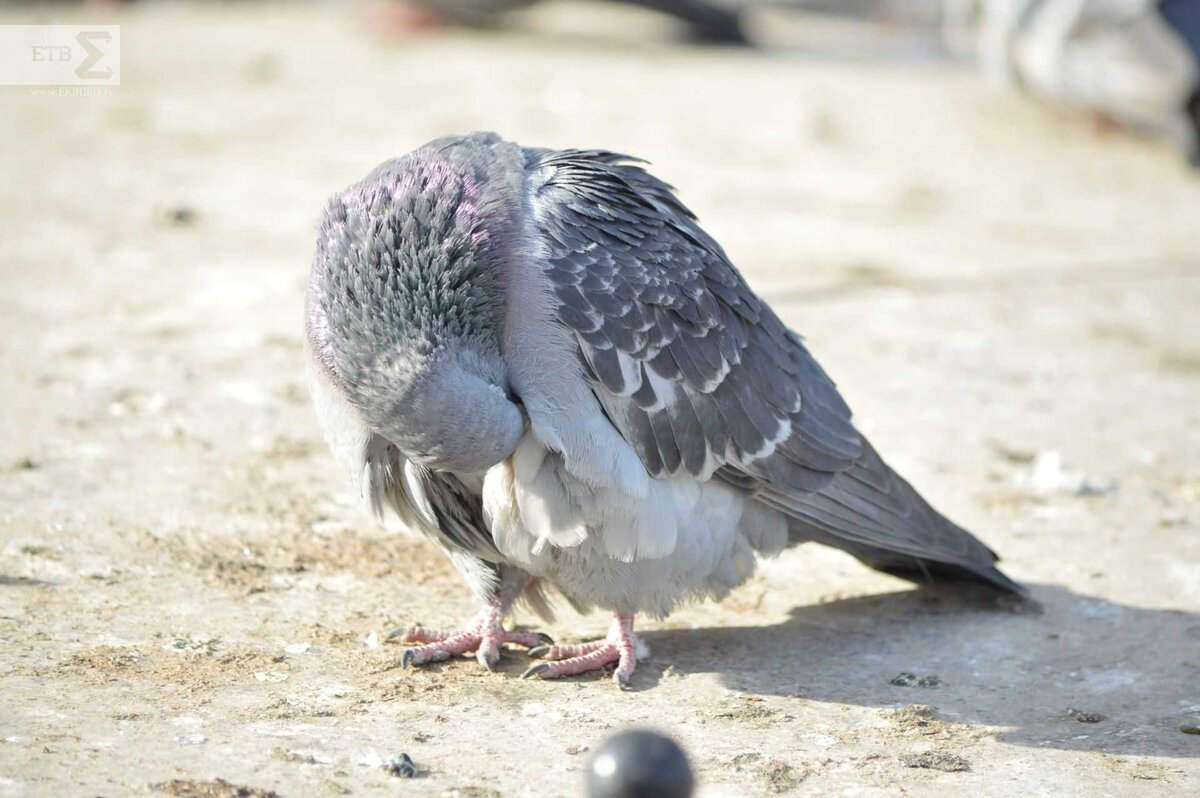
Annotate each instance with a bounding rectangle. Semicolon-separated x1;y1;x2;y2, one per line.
519;640;626;682
521;663;551;680
518;614;645;686
386;607;551;673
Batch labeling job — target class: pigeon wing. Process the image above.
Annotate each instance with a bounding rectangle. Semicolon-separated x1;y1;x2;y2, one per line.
524;148;1018;590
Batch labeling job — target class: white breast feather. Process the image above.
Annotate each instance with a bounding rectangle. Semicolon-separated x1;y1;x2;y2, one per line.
306;352;371;489
483;432;788;615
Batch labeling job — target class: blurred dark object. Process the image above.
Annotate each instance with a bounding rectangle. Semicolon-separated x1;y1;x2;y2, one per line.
613;0;745;43
1161;0;1200;164
586;729;695;798
1161;0;1200;53
385;0;747;43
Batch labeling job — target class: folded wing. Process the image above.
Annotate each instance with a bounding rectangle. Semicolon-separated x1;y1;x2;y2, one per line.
525;148;1019;591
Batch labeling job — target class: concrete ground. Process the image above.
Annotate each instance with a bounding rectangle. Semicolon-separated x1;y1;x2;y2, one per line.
1;2;1198;796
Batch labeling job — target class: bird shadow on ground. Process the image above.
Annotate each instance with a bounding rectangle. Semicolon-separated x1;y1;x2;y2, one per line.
641;584;1200;758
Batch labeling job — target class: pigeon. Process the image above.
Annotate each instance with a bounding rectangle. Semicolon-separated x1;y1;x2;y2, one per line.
944;0;1200;165
306;132;1022;686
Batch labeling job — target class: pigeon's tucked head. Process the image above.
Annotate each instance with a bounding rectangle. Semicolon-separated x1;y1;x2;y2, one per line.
307;139;526;474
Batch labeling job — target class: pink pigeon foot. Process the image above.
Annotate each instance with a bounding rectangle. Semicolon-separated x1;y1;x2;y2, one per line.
522;614;647;686
387;600;551;670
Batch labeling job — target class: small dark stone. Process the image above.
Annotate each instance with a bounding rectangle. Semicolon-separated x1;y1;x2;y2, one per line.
586;729;694;798
165;205;197;226
891;673;941;688
383;753;417;778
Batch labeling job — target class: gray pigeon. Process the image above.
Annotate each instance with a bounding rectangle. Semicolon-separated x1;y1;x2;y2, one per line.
944;0;1200;164
306;132;1021;686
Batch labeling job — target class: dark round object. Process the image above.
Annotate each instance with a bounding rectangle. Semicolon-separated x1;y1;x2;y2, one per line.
585;729;694;798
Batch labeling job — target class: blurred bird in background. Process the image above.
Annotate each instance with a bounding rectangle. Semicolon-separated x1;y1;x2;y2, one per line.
943;0;1200;164
68;0;1200;163
369;0;748;43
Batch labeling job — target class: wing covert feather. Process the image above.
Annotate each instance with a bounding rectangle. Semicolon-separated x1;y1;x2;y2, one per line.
525;148;861;492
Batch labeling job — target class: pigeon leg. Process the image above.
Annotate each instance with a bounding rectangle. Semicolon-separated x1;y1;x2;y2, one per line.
386;576;551;671
523;614;647;686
